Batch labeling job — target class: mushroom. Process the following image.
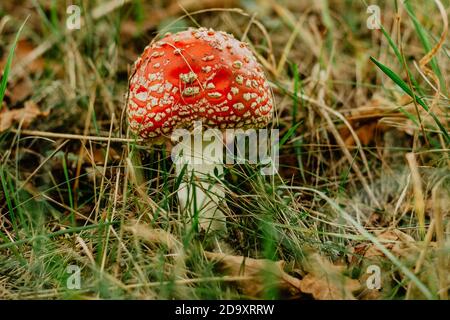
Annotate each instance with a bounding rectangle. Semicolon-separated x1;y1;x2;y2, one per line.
127;28;273;234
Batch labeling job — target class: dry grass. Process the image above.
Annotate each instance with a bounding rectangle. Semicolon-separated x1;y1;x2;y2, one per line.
0;0;448;300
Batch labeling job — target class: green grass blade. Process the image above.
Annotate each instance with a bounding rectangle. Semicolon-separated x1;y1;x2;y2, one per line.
0;166;19;237
370;56;450;143
0;222;118;250
380;25;424;97
403;1;446;95
61;156;75;225
279;122;302;147
0;17;29;109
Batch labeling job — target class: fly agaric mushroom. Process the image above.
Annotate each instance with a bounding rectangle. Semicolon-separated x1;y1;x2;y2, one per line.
127;27;273;233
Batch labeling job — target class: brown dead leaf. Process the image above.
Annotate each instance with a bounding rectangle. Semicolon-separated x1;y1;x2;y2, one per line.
344;122;378;147
83;145;120;165
359;288;382;300
6;77;33;104
339;96;396;147
364;229;416;259
0;40;45;74
299;273;360;300
301;253;361;300
205;251;361;299
0;100;49;131
205;252;302;297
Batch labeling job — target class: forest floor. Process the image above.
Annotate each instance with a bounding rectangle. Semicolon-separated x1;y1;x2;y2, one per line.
0;0;448;299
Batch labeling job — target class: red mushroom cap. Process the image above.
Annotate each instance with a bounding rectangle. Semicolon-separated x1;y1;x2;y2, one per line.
127;28;273;138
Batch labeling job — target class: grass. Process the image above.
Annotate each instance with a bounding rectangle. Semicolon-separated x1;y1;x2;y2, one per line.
0;0;448;300
370;56;449;143
0;17;28;108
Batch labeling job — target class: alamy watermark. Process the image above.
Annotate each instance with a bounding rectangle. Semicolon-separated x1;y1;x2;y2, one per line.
367;5;381;30
366;265;381;290
170;121;279;175
66;5;81;30
66;265;81;289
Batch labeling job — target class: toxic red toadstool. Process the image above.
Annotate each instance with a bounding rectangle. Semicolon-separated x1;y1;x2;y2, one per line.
127;27;274;233
127;27;273;137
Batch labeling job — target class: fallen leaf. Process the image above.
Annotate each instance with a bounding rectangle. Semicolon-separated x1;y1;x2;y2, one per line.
359;288;382;300
299;273;359;300
0;100;49;131
353;229;438;300
206;251;361;299
204;252;302;297
300;253;361;300
0;39;45;74
364;229;416;259
344;122;378;147
6;77;33;104
83;145;120;165
339;96;395;147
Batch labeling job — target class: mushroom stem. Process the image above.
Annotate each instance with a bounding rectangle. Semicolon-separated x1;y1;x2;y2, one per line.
174;132;228;234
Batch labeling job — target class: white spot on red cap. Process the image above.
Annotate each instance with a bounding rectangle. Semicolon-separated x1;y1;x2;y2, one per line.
207;92;222;98
202;66;212;73
180;71;197;84
182;87;200;96
135;91;148;101
202;55;215;62
233;61;243;69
